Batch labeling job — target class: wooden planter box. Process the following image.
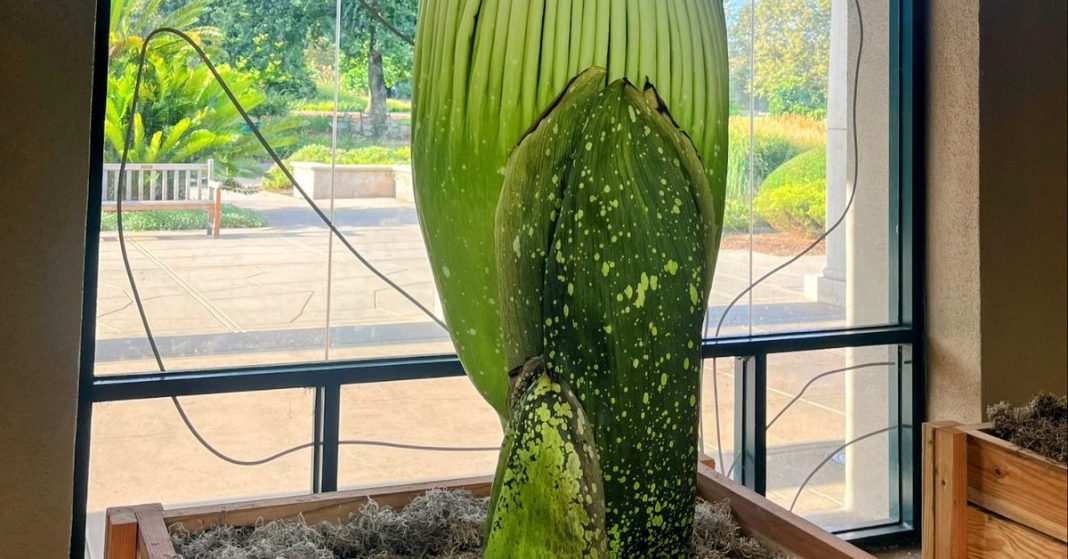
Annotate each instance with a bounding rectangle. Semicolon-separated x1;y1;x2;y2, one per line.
104;464;874;559
923;421;1068;558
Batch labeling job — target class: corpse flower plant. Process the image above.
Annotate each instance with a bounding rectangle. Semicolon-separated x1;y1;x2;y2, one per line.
412;2;728;556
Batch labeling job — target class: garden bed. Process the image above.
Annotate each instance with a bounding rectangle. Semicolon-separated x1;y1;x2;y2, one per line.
104;464;874;559
922;421;1068;558
290;163;413;201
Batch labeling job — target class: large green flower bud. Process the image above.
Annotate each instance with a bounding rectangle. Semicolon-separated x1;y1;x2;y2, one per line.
413;0;728;415
494;69;716;556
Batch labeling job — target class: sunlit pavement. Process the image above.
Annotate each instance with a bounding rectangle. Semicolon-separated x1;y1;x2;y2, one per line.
86;191;890;556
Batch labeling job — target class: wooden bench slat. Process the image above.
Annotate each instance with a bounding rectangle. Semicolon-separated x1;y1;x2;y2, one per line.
101;201;216;212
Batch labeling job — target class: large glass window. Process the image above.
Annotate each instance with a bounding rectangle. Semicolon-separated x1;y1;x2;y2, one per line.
78;0;921;555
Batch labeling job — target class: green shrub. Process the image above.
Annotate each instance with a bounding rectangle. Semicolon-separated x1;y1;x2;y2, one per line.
759;147;826;193
753;181;825;237
262;145;413;191
100;204;268;232
722;115;825;232
753;147;827;236
386;98;412;112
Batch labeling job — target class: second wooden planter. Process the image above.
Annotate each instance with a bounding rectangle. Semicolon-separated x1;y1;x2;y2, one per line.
923;421;1068;558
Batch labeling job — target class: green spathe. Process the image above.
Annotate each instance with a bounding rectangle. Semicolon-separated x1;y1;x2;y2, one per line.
412;0;729;415
485;360;607;558
496;73;717;556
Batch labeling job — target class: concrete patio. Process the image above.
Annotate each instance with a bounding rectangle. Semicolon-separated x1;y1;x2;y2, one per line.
93;190;846;375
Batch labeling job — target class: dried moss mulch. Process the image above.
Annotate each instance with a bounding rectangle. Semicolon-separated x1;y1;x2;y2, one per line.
988;392;1067;464
171;489;786;559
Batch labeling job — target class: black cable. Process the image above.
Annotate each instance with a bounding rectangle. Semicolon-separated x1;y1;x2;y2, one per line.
723;357;898;478
115;28;454;468
765;362;892;429
707;0;865;476
788;426;891;512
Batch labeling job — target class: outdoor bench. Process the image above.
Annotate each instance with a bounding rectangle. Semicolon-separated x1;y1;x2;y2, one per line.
101;159;223;238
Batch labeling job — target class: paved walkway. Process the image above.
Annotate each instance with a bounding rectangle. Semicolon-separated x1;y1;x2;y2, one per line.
94;191;843;374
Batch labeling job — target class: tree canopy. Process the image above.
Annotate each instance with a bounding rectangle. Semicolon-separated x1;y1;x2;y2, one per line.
728;0;831;118
207;0;417;99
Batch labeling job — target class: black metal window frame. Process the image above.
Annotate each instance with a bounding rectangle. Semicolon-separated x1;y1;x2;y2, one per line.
70;0;925;555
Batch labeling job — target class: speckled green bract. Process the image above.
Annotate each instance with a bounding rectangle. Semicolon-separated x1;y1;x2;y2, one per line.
496;69;611;370
496;73;717;557
485;370;607;558
412;0;729;416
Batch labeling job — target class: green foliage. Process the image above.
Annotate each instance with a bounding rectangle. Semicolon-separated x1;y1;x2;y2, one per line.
207;0;326;97
291;84;413;113
206;0;416;99
105;0;301;175
728;0;831;118
759;146;826;193
100;204;268;232
723;115;825;231
108;0;222;63
105;54;301;175
262;145;411;191
753;148;828;236
753;182;826;237
288;144;410;164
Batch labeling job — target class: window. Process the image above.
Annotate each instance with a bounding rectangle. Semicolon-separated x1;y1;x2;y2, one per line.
75;0;923;555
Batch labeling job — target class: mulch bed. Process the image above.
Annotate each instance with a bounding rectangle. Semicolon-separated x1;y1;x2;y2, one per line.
988;392;1067;464
719;232;826;257
171;489;786;559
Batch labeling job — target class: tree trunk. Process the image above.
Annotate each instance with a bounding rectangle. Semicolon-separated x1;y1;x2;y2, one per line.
367;25;389;139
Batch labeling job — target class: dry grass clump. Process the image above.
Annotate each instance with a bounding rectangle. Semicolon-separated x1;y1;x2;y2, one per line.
320;489;484;558
172;490;784;558
988;392;1067;464
693;499;785;559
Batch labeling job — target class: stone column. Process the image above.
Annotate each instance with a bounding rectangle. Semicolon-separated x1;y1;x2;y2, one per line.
804;0;848;307
843;0;892;523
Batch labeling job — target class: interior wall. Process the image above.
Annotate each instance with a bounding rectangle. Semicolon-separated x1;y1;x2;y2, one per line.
926;0;1068;421
0;2;97;558
977;0;1068;409
925;0;983;422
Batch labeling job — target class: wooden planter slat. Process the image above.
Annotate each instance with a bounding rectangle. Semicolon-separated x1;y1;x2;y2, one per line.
695;464;870;559
923;421;1068;559
161;475;494;533
105;466;874;559
967;504;1066;558
964;426;1068;542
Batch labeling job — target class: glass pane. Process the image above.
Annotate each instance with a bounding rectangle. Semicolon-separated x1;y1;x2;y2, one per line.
764;346;900;530
95;0;446;377
700;358;740;476
322;0;447;361
708;0;896;338
338;377;502;487
85;389;314;557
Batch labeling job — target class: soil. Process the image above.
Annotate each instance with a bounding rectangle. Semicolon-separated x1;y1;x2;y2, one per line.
719;232;826;257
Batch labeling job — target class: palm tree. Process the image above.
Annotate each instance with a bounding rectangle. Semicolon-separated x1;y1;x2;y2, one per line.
108;0;221;62
105;0;298;175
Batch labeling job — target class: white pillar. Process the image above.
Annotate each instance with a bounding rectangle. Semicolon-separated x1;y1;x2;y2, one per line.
805;0;848;307
844;0;891;523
